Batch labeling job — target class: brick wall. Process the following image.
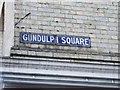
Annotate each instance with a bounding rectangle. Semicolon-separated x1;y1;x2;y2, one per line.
12;1;119;62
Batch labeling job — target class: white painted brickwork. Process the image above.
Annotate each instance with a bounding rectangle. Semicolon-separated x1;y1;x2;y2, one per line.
13;1;119;62
1;1;119;88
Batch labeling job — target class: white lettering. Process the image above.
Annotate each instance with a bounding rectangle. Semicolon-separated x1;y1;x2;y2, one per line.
41;36;46;42
23;34;28;41
71;37;76;44
32;35;37;41
76;38;80;44
85;38;89;46
21;33;90;47
37;35;41;42
80;38;84;45
66;37;71;44
62;37;66;44
56;36;59;43
28;34;32;41
46;36;50;42
50;36;54;42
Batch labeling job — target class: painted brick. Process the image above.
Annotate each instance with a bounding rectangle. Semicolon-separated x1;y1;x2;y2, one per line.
13;1;119;62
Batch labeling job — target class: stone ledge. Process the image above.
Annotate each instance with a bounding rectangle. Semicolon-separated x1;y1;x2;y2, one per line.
10;46;119;62
11;46;119;57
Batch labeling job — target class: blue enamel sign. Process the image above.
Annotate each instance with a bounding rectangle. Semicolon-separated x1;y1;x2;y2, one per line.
20;32;91;47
